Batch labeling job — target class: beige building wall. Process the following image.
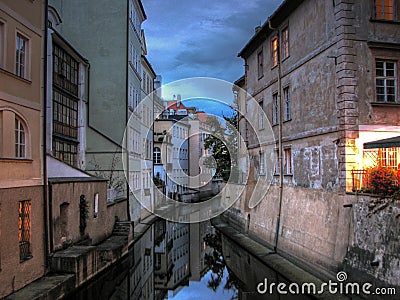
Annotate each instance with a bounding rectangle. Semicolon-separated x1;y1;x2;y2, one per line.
0;0;45;297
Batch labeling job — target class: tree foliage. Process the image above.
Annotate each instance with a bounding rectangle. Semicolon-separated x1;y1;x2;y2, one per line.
204;110;239;182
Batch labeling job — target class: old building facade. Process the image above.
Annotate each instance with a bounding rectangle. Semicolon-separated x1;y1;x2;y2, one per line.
233;0;400;275
0;0;45;297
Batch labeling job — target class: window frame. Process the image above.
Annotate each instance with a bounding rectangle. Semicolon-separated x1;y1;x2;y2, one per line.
18;200;32;262
258;99;265;130
257;48;264;79
15;31;30;79
271;36;279;68
281;27;289;60
373;0;396;21
15;117;26;158
375;59;397;103
0;19;5;69
284;147;293;175
259;151;265;175
283;86;291;121
154;147;161;164
272;92;279;125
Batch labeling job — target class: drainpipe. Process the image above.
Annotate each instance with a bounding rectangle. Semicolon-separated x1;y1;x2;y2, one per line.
43;0;49;270
269;19;284;252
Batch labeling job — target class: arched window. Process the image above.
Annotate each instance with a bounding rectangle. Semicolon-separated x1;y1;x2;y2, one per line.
15;117;26;158
154;147;161;164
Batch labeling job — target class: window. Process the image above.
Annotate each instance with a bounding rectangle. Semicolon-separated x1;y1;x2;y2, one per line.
0;21;5;68
258;100;264;130
376;60;396;102
52;44;80;166
259;151;265;175
16;33;28;78
53;44;78;95
283;87;291;121
18;200;32;262
271;37;279;67
15;117;26;158
281;27;289;59
274;149;280;174
378;147;398;168
257;49;264;78
52;139;78;166
374;0;395;20
154;147;161;164
272;93;279;125
284;148;292;175
94;193;99;218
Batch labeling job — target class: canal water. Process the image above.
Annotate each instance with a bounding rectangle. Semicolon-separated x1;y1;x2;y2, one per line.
66;219;313;300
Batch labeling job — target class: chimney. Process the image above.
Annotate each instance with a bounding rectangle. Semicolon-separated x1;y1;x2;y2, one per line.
177;94;181;107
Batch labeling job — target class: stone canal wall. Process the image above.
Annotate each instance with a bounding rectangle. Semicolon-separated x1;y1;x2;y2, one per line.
344;195;400;288
226;187;400;288
227;185;353;272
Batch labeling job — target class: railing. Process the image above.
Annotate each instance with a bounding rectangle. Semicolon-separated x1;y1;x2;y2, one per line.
351;169;368;192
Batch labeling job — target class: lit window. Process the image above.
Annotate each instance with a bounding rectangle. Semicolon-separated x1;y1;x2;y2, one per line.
272;93;279;125
378;147;398;168
15;117;26;158
257;49;263;78
271;37;279;67
154;147;161;164
18;200;32;262
376;60;397;102
374;0;394;20
283;87;291;121
16;33;28;78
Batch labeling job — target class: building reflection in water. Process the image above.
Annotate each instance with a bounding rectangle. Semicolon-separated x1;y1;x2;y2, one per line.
69;219;312;299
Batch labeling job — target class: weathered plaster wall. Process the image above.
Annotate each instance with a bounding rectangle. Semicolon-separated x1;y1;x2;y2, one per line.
344;196;400;288
0;186;45;298
50;179;127;251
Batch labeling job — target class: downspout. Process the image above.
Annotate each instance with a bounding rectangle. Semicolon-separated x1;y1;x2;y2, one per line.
43;0;49;270
269;19;284;252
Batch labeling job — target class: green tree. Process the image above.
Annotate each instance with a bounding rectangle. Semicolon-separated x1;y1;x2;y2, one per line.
204;109;238;182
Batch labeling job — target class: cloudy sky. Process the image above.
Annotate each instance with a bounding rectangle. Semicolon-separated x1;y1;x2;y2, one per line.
142;0;282;100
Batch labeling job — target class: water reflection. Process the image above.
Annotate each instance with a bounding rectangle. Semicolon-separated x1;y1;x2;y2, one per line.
67;219;312;300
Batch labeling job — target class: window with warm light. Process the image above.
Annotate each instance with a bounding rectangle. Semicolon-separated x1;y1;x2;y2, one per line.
18;200;32;262
374;0;395;20
271;37;279;67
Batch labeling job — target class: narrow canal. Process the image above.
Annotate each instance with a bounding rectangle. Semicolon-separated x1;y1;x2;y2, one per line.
66;219;313;300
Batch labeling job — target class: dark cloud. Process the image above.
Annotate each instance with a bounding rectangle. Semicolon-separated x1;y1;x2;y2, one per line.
142;0;282;90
